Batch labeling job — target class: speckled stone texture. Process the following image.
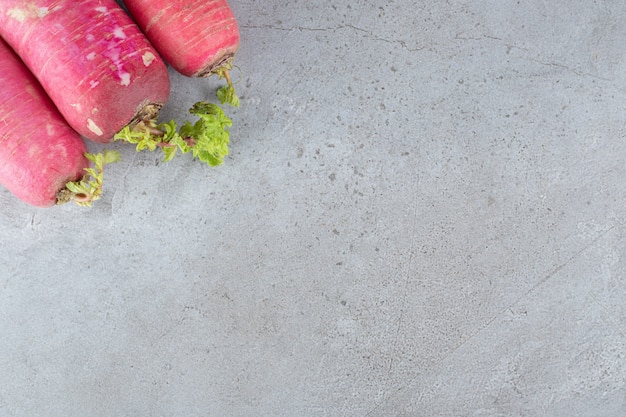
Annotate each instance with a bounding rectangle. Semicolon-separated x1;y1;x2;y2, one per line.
0;1;625;416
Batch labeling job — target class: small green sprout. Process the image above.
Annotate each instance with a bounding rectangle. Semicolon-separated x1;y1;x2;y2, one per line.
215;65;240;108
62;149;121;206
114;101;232;167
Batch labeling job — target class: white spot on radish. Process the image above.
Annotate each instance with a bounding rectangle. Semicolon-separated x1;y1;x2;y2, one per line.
7;5;60;21
28;144;41;157
24;85;37;98
113;27;126;39
120;72;131;86
95;6;108;13
108;48;120;62
36;7;50;17
71;103;82;112
90;80;99;88
7;8;27;22
142;51;156;67
86;34;95;42
52;144;68;158
46;123;55;136
87;119;103;136
86;52;96;61
101;44;133;87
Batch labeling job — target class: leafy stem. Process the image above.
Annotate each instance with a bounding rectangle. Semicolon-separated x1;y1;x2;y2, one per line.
114;101;232;167
215;65;240;107
60;149;121;206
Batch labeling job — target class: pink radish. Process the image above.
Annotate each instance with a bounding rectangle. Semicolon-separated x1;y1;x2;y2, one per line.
123;0;240;77
0;38;117;207
0;0;171;143
122;0;241;106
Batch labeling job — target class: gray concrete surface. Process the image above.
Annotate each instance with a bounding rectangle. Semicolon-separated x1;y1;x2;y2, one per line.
1;0;625;416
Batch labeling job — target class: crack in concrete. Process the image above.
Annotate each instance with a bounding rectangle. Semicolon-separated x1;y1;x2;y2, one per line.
529;58;614;82
453;31;615;83
241;23;424;52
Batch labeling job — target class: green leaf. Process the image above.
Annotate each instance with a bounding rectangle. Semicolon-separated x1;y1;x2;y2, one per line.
103;149;122;164
217;84;240;107
61;149;121;206
112;101;233;167
158;120;178;142
114;122;161;152
65;181;86;194
161;145;177;162
213;66;240;108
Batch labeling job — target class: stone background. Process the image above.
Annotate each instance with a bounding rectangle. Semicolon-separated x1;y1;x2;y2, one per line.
1;1;625;415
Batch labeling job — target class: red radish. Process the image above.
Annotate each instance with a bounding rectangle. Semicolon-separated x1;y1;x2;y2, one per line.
0;37;87;207
116;0;240;163
0;0;170;143
122;0;240;106
123;0;240;77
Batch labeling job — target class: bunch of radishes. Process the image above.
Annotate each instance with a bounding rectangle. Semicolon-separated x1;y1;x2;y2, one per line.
0;0;240;207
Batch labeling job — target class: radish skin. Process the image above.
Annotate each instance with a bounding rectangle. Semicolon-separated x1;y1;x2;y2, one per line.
0;0;170;143
0;38;88;207
122;0;240;78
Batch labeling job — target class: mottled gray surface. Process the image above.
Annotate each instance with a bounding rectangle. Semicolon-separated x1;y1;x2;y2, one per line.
1;1;625;416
